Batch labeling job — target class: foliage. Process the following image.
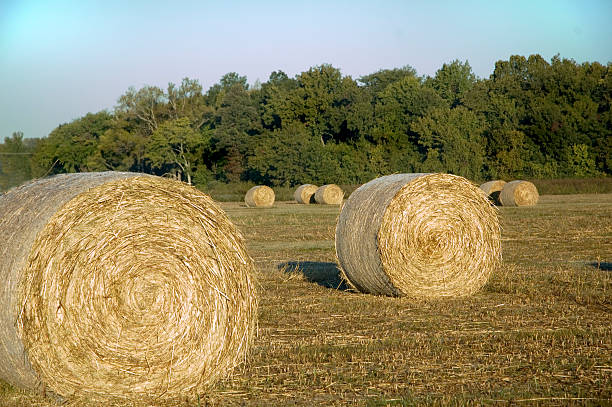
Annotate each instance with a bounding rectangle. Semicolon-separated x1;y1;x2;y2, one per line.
412;106;486;179
4;54;608;193
31;111;114;176
0;132;38;190
145;117;210;185
247;128;339;187
427;59;477;107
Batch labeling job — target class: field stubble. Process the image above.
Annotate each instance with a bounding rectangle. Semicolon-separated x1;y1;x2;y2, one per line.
1;194;610;406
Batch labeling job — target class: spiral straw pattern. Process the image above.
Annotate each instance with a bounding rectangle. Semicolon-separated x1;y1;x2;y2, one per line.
336;173;501;298
499;180;539;206
245;185;275;207
314;184;344;205
0;173;256;403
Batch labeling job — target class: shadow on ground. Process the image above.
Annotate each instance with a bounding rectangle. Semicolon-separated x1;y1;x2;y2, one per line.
278;261;349;290
588;261;612;271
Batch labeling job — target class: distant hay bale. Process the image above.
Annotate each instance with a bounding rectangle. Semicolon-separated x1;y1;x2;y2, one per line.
480;180;506;205
499;180;539;207
314;184;344;205
294;184;318;204
0;172;257;403
335;173;501;298
245;185;275;208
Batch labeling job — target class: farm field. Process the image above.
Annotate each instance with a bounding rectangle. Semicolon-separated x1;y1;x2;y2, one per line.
1;193;611;406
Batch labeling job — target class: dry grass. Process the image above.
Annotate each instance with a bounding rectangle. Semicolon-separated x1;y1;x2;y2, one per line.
1;194;611;406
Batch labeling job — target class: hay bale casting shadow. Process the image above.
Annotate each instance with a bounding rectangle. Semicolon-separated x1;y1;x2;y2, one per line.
336;173;501;298
294;184;318;204
0;172;257;403
480;180;506;205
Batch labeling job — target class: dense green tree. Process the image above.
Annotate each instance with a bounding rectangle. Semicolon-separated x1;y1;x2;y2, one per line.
247;128;338;186
212;82;263;181
412;106;486;179
293;64;351;144
0;132;38;190
145;117;210;185
371;75;446;145
31;111;113;176
19;55;611;191
167;78;213;128
95;121;149;172
205;72;249;107
427;60;477;107
259;70;299;130
359;66;418;95
562;144;600;177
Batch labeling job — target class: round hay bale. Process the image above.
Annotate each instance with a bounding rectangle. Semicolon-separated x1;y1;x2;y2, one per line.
244;185;275;208
480;180;506;205
0;172;257;403
499;180;539;206
294;184;318;204
314;184;344;205
335;173;501;298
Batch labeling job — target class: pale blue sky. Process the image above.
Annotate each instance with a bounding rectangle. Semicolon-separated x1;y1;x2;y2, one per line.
1;0;611;140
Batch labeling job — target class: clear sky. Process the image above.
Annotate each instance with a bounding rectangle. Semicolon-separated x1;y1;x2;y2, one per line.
1;0;611;140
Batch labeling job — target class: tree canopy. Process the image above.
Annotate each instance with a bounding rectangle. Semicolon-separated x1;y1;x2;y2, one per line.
2;54;610;192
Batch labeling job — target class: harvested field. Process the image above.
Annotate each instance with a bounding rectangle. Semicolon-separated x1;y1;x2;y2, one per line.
1;194;611;406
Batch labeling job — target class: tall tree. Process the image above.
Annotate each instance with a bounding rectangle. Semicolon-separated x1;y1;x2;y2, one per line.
116;86;166;135
31;111;113;176
412;106;486;180
290;64;365;144
259;70;299;130
0;132;37;190
94;120;149;172
145;117;209;185
359;66;418;95
372;75;446;145
212;82;263;181
427;60;477;107
205;72;249;107
167;78;213;128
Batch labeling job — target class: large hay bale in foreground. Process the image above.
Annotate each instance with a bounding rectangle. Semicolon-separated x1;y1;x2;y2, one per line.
0;172;257;403
294;184;318;204
314;184;344;205
480;180;506;205
335;173;501;298
245;185;275;207
499;180;539;206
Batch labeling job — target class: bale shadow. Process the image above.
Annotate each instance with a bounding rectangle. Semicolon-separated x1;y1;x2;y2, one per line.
588;261;612;271
278;261;349;290
489;191;502;206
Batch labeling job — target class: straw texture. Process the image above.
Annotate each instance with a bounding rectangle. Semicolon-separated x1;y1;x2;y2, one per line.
294;184;318;204
314;184;344;205
245;185;275;208
335;173;501;298
0;172;257;403
480;180;506;205
499;180;539;206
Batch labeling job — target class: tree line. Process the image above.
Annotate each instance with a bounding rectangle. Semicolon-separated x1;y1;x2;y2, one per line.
1;54;610;192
